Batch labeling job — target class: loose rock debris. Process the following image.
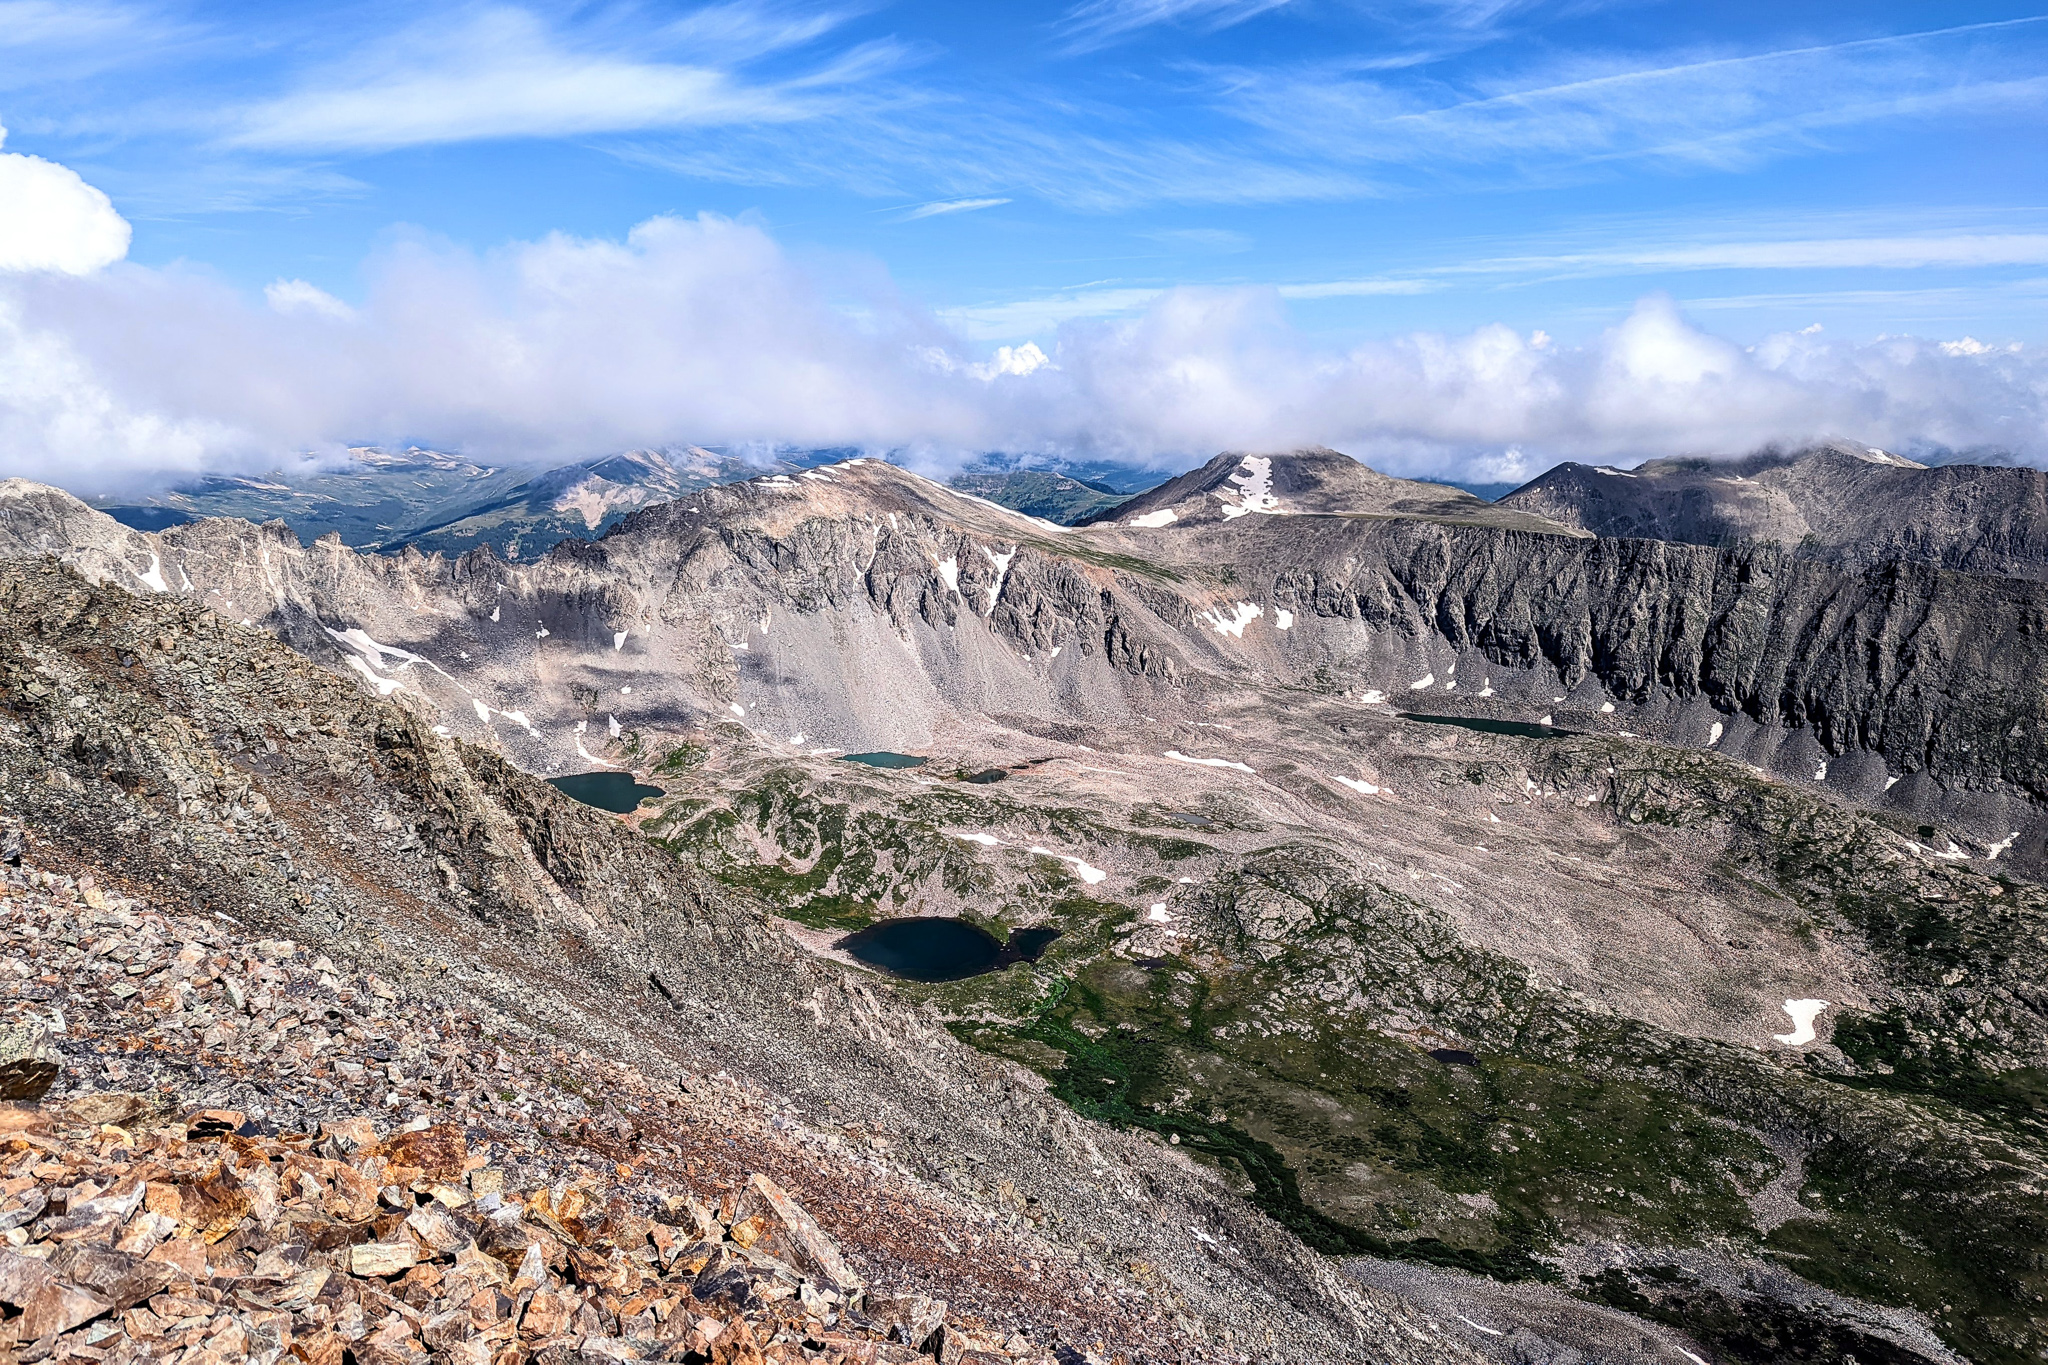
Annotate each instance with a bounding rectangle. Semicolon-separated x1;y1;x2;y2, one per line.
0;860;1119;1365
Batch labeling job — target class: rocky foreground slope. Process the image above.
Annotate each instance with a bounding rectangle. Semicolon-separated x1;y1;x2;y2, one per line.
6;449;2048;1361
0;556;1475;1364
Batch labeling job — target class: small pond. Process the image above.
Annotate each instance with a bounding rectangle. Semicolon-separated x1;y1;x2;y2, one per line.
1162;811;1214;827
1400;713;1578;740
958;768;1008;784
547;771;665;813
839;752;929;769
837;917;1063;982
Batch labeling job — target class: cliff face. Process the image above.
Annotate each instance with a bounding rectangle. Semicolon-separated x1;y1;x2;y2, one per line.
7;460;2048;862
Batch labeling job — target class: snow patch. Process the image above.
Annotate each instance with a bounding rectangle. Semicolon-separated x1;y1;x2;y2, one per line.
490;606;500;622
1409;674;1434;690
1215;455;1280;519
1456;1316;1504;1338
1885;775;1900;789
344;656;404;697
613;631;628;651
1165;750;1254;773
1333;776;1380;795
1814;761;1828;781
1147;903;1172;923
1274;608;1294;630
980;545;1015;614
473;699;491;722
1773;999;1828;1046
574;738;623;769
1127;509;1178;528
608;714;622;738
935;555;959;593
1357;690;1388;705
729;703;746;717
1986;831;2020;859
1599;701;1614;714
1199;602;1263;638
132;554;168;594
1028;846;1108;884
952;832;1002;847
1708;721;1723;746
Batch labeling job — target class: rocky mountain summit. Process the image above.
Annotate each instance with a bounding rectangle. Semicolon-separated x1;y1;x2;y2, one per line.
4;445;2048;1362
1080;449;1573;535
1497;440;2048;580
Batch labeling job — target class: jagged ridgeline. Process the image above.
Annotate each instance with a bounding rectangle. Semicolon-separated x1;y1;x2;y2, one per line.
3;444;2046;1363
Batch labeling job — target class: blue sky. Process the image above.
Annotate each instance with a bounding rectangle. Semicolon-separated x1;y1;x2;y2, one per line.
1;0;2045;485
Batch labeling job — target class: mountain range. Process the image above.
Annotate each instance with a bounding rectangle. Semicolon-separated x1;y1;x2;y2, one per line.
8;441;2048;1364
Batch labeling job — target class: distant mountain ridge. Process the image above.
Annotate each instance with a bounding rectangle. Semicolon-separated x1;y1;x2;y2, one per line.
91;444;851;559
1082;446;1582;536
1498;439;2048;580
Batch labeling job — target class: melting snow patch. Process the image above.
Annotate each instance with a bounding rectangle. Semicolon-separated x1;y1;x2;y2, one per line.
1987;831;2020;859
729;703;745;717
935;555;959;593
1049;646;1061;658
473;699;491;722
1027;847;1107;884
348;657;407;695
1599;701;1614;714
1708;721;1724;745
613;632;628;651
1199;602;1263;637
490;606;500;622
1409;674;1435;691
1456;1317;1504;1338
132;554;168;594
1814;761;1828;781
952;832;1003;847
1333;776;1380;795
1885;775;1900;789
1127;509;1178;528
1165;750;1254;773
789;733;804;745
1358;690;1387;705
1478;682;1494;697
1147;904;1173;924
621;686;632;694
1216;455;1280;518
535;626;550;639
1274;608;1293;630
574;738;623;769
980;545;1015;613
432;725;451;738
1539;715;1552;726
608;715;622;738
1773;999;1828;1046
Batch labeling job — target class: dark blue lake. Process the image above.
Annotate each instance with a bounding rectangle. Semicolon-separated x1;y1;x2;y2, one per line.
840;752;928;769
1400;713;1578;740
838;918;1063;982
547;771;665;813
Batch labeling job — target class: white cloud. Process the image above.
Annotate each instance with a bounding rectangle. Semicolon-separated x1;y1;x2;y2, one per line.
224;6;899;152
2;208;2046;492
264;279;355;319
1218;16;2048;182
1058;0;1293;52
0;126;130;275
901;198;1012;220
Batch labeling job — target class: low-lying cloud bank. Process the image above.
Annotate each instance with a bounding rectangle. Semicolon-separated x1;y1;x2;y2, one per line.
1;180;2043;493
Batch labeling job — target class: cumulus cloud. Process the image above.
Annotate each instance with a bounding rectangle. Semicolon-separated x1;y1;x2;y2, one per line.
0;125;131;275
0;167;2043;492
